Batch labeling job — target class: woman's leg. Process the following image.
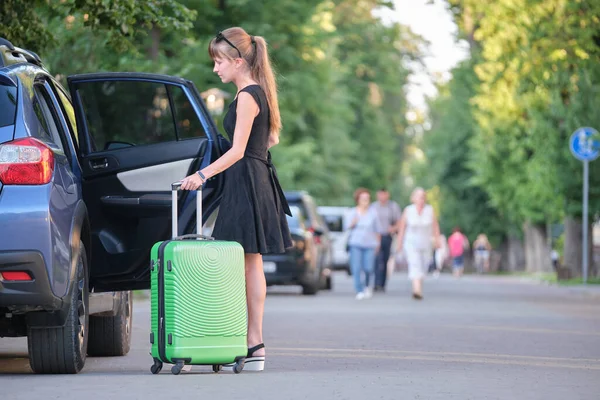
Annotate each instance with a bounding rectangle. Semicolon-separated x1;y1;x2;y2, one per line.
411;250;427;297
362;248;376;296
349;246;364;294
412;278;423;296
245;253;266;357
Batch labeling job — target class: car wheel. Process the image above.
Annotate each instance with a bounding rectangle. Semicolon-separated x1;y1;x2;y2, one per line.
87;290;133;357
28;242;89;374
301;280;319;295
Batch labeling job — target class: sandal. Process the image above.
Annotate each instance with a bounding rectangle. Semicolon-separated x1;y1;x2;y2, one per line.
244;343;265;372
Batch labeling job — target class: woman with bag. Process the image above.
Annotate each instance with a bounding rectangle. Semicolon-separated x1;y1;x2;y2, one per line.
179;27;292;372
344;188;382;300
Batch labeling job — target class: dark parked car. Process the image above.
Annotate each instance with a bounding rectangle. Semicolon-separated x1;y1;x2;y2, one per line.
0;39;229;373
283;191;333;290
263;206;322;295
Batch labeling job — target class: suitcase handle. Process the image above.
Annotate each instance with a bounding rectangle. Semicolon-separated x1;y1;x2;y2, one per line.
171;180;202;239
174;234;214;241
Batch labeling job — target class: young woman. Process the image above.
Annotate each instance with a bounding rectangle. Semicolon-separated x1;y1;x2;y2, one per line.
345;188;382;300
396;187;441;300
179;27;292;372
473;233;492;273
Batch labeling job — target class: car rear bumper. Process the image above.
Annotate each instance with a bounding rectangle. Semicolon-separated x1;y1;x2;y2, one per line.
263;255;314;285
0;250;62;311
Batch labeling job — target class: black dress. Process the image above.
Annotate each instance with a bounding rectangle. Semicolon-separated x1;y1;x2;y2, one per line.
211;85;293;255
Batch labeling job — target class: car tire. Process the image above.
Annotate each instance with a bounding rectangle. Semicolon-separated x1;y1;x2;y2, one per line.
301;281;319;295
87;290;133;357
27;242;89;374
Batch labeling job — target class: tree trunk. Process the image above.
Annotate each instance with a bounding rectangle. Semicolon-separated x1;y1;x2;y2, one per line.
523;221;552;273
499;236;526;272
148;25;160;62
563;216;594;279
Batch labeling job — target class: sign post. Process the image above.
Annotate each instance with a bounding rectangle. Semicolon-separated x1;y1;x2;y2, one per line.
569;127;600;284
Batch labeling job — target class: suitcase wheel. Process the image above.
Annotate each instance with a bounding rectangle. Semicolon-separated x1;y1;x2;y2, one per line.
212;364;222;373
171;360;185;375
233;360;244;374
150;358;163;374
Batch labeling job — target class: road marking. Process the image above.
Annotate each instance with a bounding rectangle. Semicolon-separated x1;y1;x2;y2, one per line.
269;348;600;370
439;324;600;337
270;347;600;363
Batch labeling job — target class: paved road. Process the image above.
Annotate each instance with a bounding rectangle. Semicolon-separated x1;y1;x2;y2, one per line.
1;272;599;400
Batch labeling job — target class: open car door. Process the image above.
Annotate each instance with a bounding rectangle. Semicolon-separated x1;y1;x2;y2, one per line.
68;72;224;291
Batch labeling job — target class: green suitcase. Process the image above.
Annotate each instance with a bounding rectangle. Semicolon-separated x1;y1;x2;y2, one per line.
150;182;247;375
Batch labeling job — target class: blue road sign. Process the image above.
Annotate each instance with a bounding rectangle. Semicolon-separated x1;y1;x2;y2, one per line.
570;127;600;162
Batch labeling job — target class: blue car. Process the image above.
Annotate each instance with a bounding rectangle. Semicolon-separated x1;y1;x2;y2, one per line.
0;38;228;373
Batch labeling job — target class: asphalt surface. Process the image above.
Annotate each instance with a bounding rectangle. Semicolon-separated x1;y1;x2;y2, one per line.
1;272;599;400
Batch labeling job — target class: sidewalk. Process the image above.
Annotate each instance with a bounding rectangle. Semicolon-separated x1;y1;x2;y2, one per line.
465;273;600;300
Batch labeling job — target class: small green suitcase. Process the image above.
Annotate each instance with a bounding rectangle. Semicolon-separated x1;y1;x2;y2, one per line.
150;182;247;375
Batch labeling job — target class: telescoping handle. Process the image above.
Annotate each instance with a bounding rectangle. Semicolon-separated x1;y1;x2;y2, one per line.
171;181;202;239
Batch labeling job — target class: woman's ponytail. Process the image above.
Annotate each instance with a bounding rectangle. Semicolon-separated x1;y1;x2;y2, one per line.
251;36;281;136
209;28;281;135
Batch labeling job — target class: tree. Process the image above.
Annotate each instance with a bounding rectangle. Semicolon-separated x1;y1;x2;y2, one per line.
0;0;196;53
441;0;600;276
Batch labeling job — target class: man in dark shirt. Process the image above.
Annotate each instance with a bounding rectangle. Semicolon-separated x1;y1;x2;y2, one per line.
370;188;402;292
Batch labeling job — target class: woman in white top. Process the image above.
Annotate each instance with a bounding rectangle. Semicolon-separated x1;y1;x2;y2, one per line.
396;187;441;300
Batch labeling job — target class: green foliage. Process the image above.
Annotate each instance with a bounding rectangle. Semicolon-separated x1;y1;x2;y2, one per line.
418;0;600;249
464;0;600;221
0;0;196;53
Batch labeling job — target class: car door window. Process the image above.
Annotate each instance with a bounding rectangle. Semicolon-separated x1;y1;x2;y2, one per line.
75;80;206;153
53;84;79;149
0;84;17;128
168;85;206;140
32;84;67;154
324;215;343;232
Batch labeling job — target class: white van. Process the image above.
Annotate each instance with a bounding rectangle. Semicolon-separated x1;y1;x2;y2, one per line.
317;206;352;275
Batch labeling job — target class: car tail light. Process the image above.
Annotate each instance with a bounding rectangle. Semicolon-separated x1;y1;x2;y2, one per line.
0;137;54;185
307;227;322;244
1;271;33;281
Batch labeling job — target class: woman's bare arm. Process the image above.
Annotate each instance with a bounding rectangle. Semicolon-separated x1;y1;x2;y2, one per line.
180;92;258;190
432;213;441;248
396;211;407;251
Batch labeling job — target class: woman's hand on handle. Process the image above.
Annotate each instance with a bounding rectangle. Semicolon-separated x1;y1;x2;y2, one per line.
180;172;204;191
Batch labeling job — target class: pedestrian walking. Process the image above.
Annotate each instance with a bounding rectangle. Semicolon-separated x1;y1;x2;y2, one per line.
473;233;492;273
180;27;292;372
396;188;441;300
371;188;402;292
345;188;382;300
448;227;469;277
